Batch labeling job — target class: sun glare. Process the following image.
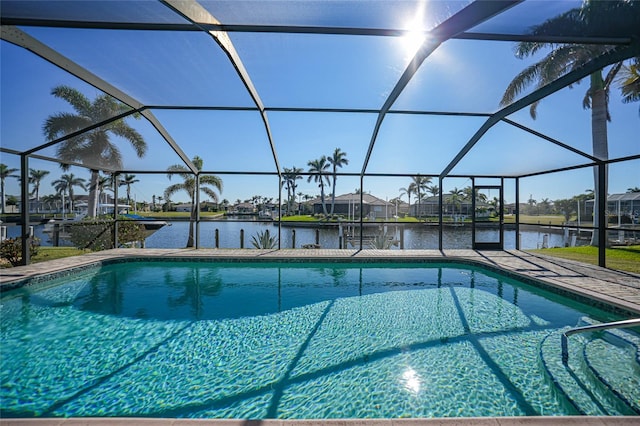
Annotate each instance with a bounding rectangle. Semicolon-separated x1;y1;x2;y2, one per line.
400;5;428;60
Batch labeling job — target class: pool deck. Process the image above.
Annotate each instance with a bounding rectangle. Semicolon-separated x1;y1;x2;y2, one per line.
2;249;640;426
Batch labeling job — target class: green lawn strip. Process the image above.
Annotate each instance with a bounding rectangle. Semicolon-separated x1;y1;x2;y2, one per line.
32;247;90;263
527;245;640;274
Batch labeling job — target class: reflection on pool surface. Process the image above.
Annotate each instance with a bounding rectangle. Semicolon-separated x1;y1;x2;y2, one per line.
1;261;638;418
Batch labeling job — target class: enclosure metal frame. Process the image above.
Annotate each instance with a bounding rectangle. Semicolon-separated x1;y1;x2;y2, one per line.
1;0;639;265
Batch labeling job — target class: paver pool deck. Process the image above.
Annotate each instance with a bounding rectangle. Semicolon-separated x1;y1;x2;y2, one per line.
1;249;639;426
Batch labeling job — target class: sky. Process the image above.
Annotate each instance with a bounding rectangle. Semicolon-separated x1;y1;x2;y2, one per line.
1;0;639;208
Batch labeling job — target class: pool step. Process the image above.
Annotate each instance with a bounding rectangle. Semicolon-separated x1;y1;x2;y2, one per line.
583;327;640;413
539;324;640;415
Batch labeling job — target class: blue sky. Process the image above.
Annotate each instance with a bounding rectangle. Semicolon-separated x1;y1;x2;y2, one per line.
1;1;639;207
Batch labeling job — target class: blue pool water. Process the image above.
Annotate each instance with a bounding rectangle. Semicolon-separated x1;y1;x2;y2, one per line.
1;261;638;418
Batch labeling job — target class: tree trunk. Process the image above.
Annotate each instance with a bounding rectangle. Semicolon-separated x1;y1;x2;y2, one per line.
1;180;6;214
589;72;609;246
186;209;195;248
330;174;337;216
87;170;100;217
320;182;328;216
186;188;196;248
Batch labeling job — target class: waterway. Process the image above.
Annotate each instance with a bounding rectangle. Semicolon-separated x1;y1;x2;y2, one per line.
5;219;570;250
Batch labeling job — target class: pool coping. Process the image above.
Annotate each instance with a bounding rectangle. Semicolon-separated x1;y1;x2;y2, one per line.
2;248;640;316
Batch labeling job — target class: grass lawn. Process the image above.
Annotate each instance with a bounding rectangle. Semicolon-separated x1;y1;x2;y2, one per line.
0;247;90;268
528;245;640;274
504;214;571;226
33;247;90;263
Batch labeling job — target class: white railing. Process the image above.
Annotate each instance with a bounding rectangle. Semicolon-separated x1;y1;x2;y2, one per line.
561;318;640;364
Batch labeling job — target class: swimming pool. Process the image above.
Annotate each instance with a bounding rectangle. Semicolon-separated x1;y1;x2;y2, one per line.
1;260;639;418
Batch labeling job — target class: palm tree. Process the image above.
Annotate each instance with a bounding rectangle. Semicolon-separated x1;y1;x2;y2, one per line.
165;156;222;248
41;193;61;212
28;169;50;213
554;198;577;222
119;174;139;207
526;195;537;216
426;184;440;197
627;187;640;193
51;173;87;213
500;1;640;245
539;198;552;215
296;192;304;214
0;164;19;214
447;187;464;216
616;57;640;113
282;167;302;216
399;186;412;211
307;156;330;217
411;175;431;220
43;85;147;218
97;174;113;205
327;148;349;216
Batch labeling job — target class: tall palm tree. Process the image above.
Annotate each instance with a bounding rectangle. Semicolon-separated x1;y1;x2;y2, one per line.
51;173;86;213
41;193;61;213
43;85;147;218
411;175;431;220
327;148;349;216
307;156;330;217
289;168;302;213
28;169;50;212
426;184;440;198
399;186;412;210
119;174;139;207
165;156;222;248
0;163;19;214
97;174;113;205
500;0;640;245
282;167;302;216
447;187;464;216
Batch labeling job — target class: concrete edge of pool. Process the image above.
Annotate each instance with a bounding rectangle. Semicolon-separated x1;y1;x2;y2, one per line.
1;248;640;424
1;416;640;425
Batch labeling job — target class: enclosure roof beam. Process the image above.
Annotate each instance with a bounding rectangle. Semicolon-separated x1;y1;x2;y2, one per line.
439;40;640;179
161;0;281;177
360;0;522;175
0;25;198;174
501;118;598;162
2;17;633;47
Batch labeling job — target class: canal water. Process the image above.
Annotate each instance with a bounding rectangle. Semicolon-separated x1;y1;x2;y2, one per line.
5;219;569;250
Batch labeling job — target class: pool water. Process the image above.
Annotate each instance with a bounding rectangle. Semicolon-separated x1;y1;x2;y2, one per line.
1;261;638;418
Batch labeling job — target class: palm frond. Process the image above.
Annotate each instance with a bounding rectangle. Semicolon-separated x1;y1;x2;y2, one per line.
109;122;147;157
43;113;92;140
200;187;220;203
200;175;223;192
166;164;190;180
616;58;640;104
51;86;91;115
163;183;187;200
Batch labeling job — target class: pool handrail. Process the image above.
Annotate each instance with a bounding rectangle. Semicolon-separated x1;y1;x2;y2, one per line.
561;317;640;365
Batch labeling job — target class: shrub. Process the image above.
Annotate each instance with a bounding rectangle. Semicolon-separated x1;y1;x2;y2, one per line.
0;237;40;267
68;216;146;251
369;231;398;250
251;229;278;249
